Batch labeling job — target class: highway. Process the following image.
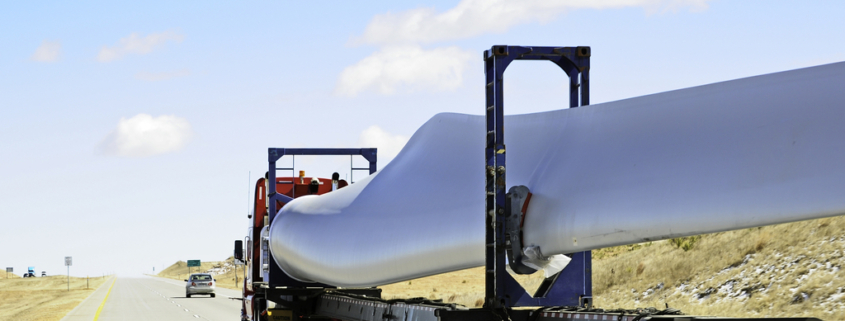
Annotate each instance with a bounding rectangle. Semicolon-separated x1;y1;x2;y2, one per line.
62;276;242;321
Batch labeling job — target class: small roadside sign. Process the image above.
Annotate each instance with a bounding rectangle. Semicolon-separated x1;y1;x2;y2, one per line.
65;256;72;291
5;267;11;272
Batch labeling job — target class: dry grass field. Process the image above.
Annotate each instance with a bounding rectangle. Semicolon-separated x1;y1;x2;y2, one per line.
0;274;108;321
379;267;545;308
593;216;845;320
164;216;845;319
380;216;845;319
379;216;845;319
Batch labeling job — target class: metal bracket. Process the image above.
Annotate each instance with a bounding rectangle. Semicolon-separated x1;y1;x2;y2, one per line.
505;185;535;274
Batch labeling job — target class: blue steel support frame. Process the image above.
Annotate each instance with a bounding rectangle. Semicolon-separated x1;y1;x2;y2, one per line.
265;148;376;288
484;45;591;308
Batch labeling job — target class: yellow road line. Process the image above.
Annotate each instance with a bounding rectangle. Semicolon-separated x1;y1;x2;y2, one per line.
93;278;116;321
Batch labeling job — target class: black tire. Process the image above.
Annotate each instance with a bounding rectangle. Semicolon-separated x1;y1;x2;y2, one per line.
210;293;216;298
186;293;191;298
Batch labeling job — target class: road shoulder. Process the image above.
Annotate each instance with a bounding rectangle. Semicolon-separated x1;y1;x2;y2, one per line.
60;276;116;321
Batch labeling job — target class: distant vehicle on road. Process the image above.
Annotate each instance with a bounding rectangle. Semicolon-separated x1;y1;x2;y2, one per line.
185;273;215;298
41;271;46;277
23;267;35;278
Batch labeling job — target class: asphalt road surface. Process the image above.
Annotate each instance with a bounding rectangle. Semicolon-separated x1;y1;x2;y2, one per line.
62;276;242;321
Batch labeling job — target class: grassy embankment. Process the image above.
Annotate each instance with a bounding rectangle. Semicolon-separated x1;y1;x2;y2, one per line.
161;216;845;319
0;274;109;321
382;215;845;319
592;215;845;320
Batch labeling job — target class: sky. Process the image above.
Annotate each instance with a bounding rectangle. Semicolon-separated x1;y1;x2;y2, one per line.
1;1;844;277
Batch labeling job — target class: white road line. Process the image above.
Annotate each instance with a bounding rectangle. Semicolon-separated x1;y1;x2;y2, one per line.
193;315;200;318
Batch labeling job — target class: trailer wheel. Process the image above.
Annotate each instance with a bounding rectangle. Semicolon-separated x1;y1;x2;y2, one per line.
210;293;216;298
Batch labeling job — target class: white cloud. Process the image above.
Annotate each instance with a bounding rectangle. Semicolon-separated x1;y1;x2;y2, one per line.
30;40;61;62
99;114;193;157
135;69;191;81
357;125;409;166
97;31;184;62
339;0;708;97
336;45;473;96
353;0;710;45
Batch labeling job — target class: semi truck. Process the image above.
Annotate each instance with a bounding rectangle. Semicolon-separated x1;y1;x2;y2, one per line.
233;147;818;321
233;45;825;321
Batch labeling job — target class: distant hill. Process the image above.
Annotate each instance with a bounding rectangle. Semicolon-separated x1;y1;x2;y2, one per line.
158;257;243;290
159;260;222;278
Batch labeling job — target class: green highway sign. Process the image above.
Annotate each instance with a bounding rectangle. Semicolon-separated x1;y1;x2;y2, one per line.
187;260;201;267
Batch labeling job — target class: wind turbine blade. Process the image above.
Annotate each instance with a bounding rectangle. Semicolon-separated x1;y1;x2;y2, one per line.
269;62;845;287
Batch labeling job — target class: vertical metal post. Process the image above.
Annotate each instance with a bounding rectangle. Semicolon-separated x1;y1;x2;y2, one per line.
292;155;296;198
268;158;277;222
368;152;377;174
580;67;590;106
67;266;69;291
483;48;496;308
483;45;591;309
569;73;579;108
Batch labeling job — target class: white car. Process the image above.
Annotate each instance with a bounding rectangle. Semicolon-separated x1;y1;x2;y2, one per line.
185;273;216;298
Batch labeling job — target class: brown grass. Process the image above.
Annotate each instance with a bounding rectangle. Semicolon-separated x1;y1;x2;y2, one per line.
0;275;109;321
378;267;545;308
592;216;845;320
181;215;845;320
379;216;845;320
